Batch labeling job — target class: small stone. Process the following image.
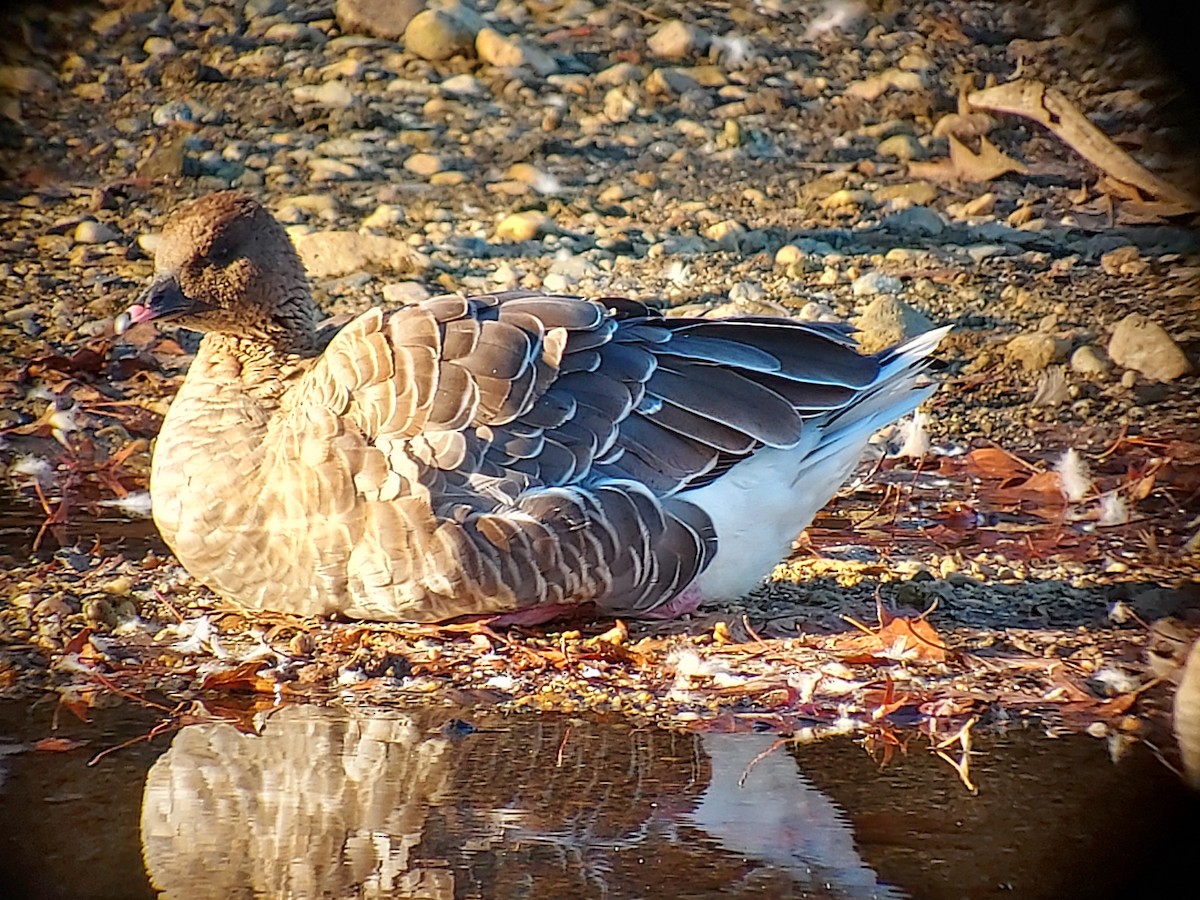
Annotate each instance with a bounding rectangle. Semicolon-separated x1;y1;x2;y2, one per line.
404;9;477;61
439;73;483;95
774;245;805;267
143;36;177;56
820;189;873;211
0;66;55;92
476;27;558;76
873;182;938;205
74;220;120;244
703;219;745;249
404;152;444;176
336;0;424;40
603;87;636;123
293;81;355;108
1099;245;1142;276
278;194;340;221
263;22;327;43
852;295;934;353
496;211;551;242
594;62;640;88
430;171;468;186
293;231;430;278
1005;333;1064;371
151;100;193;127
362;204;404;230
877;133;923;161
1069;345;1111;378
851;271;903;296
308;157;360;181
381;281;431;305
728;280;766;306
648;19;708;59
1107;313;1192;382
882;206;945;236
542;272;571;293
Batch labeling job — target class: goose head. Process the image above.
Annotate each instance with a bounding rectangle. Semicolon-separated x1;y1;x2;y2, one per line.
117;192;320;352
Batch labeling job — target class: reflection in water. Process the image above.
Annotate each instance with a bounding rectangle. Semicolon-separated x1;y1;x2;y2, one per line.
140;705;894;899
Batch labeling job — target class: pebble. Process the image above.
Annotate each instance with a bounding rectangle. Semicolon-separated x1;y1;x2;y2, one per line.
703;219;745;250
603;87;636;123
852;295;934;353
877;133;923;161
293;81;355;108
1069;345;1111;378
476;27;558;76
277;194;339;221
262;22;326;44
851;271;903;296
594;62;640;88
151;100;193;126
881;206;945;236
648;19;708;59
1099;245;1148;276
1107;313;1192;382
439;73;483;95
820;189;873;211
293;231;430;278
143;37;177;57
361;204;404;230
335;0;423;40
308;157;360;181
404;9;477;61
774;245;806;267
873;182;936;207
74;220;120;244
381;281;431;305
1005;333;1065;372
496;211;551;242
724;281;764;307
403;152;444;176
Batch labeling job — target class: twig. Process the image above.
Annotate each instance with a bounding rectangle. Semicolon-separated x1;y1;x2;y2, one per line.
88;713;182;767
737;736;790;787
556;725;572;767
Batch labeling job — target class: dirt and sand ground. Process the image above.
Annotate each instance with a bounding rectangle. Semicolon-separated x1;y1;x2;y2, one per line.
0;0;1198;771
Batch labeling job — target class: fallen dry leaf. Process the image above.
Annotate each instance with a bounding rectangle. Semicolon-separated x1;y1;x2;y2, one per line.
967;79;1200;211
835;616;949;664
908;134;1027;184
33;737;86;752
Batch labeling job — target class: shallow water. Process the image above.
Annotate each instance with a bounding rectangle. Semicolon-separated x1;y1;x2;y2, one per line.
1;699;1197;899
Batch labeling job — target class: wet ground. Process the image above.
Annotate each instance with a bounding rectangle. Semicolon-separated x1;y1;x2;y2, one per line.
1;697;1198;900
3;1;1200;895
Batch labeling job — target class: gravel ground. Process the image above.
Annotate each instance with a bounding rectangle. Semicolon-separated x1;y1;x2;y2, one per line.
0;0;1198;747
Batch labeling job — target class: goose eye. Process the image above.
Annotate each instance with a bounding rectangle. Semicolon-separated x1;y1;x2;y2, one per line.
209;241;235;266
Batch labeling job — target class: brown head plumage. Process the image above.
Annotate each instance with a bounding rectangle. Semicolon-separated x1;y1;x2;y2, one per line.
123;192;320;351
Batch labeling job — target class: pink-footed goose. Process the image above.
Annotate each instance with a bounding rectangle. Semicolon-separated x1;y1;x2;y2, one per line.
117;192;948;624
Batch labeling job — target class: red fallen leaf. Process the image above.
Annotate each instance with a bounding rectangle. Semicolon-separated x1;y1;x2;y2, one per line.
964;446;1035;480
835;616;949;664
923;524;968;547
57;694;93;724
64;627;93;656
27;347;108;378
34;737;86;752
199;660;282;694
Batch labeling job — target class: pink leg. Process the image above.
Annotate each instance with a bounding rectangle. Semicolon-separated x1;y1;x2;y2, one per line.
641;585;704;620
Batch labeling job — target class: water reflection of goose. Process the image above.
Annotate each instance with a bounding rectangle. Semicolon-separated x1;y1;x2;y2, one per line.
140;705;895;898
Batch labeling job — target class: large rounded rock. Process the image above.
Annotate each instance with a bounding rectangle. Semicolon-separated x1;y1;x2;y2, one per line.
403;8;477;61
335;0;424;40
1108;313;1192;382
